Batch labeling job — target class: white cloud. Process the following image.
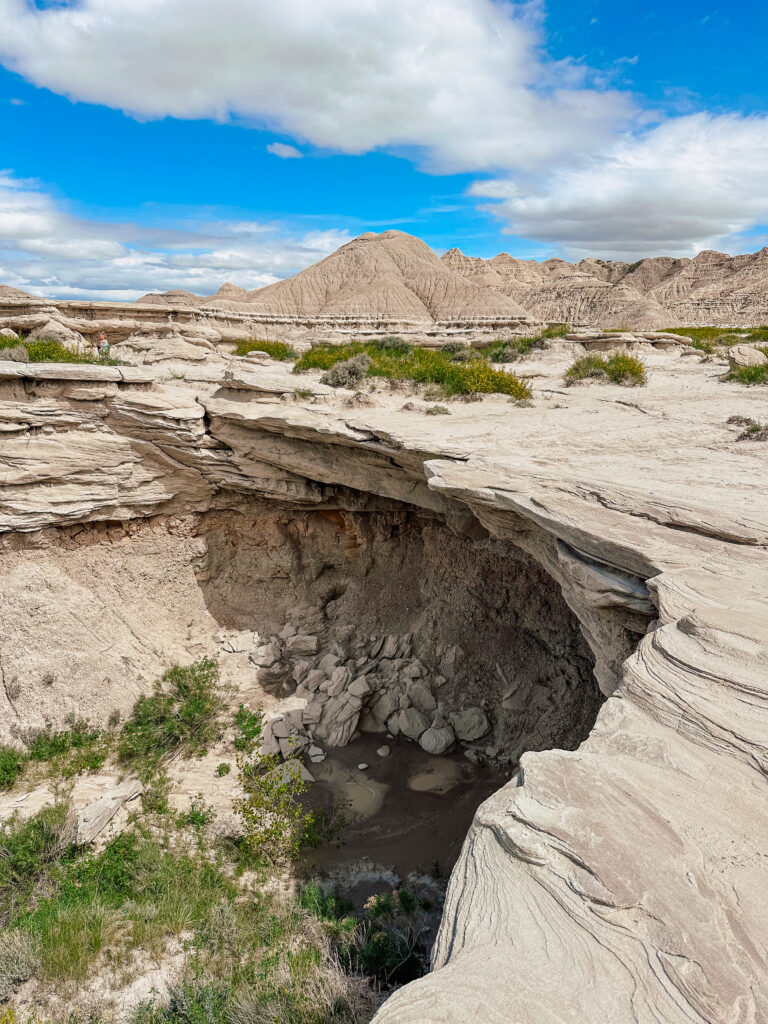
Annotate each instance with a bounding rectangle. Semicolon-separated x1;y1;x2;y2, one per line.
267;142;303;159
0;0;767;259
0;0;629;174
0;172;351;299
471;113;768;258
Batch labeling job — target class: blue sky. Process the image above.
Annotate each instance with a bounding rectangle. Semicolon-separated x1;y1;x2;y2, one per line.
1;0;767;298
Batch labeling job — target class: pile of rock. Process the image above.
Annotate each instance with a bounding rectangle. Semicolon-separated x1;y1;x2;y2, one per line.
248;627;491;762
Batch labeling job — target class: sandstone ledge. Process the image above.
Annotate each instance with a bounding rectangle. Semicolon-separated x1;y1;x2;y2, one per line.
0;355;765;1023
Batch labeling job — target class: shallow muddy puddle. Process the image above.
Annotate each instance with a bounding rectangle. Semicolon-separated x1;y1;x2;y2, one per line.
302;734;509;890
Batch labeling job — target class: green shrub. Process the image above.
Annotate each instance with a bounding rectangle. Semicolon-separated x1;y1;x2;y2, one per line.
118;659;223;774
234;756;315;863
727;363;768;385
0;802;72;923
299;883;353;922
0;344;28;362
321;354;372;388
449;348;481;363
233;705;262;753
0;930;41;1001
0;747;27;790
216;762;231;777
566;352;647;387
424;404;450;415
351;889;429;985
27;720;108;777
375;335;411;355
233;339;297;360
439;341;468;356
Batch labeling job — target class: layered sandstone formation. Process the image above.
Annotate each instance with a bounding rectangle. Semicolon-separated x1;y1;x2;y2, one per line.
0;344;766;1022
8;231;768;339
443;243;768;329
128;230;768;332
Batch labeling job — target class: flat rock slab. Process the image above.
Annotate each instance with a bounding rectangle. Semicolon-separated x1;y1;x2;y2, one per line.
74;779;143;844
223;367;335;396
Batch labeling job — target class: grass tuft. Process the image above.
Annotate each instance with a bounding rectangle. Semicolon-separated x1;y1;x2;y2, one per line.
118;659;224;775
726;415;768;440
726;347;768;385
565;352;647;387
233;339;297;360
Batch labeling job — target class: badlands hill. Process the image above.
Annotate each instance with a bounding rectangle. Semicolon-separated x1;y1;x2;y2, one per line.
133;230;768;330
442;245;768;329
140;230;532;321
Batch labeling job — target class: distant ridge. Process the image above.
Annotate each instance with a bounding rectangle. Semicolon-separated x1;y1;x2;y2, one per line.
441;245;768;329
9;230;768;330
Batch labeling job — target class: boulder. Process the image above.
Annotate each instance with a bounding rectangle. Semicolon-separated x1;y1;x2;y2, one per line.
397;708;431;741
450;707;490;742
360;689;399;732
28;318;88;352
313;693;362;746
407;681;436;713
728;344;768;369
348;675;371;698
284;633;319;657
222;631;255;653
420;722;456;756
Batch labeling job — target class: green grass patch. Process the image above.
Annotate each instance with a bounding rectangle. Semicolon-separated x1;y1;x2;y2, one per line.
118;659;224;776
294;339;532;399
0;746;27;790
565;352;647;387
233;704;262;753
27;720;110;778
233;339;298;360
0;801;379;1016
7;821;235;983
726;362;768;385
662;326;768;354
21;338;122;365
0;802;72;925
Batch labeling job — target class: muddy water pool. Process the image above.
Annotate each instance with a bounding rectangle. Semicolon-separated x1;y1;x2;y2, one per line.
302;734;509;896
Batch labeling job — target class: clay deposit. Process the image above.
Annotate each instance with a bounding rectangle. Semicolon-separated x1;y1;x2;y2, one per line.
0;330;766;1023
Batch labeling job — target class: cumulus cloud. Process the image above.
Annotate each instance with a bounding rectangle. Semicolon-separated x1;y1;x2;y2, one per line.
0;0;767;259
267;143;303;159
471;113;768;258
0;172;351;299
0;0;629;174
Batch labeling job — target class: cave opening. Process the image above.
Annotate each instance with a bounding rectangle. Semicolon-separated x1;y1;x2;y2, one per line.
195;500;608;877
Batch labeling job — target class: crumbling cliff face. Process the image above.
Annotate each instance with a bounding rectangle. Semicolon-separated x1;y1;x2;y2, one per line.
0;357;766;1023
